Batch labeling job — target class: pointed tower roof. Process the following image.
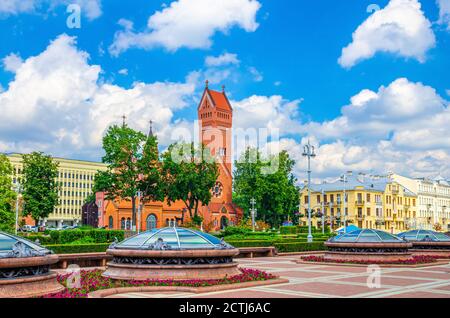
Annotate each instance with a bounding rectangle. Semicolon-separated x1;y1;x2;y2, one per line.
198;81;233;112
148;120;154;137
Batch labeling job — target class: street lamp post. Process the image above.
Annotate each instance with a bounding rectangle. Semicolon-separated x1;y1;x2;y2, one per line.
321;189;325;235
250;198;257;232
137;191;143;234
340;173;348;234
302;140;316;243
14;183;22;235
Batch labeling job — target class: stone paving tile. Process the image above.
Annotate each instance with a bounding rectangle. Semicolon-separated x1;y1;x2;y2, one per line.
431;283;450;291
253;263;303;269
309;265;372;273
389;270;450;280
99;256;450;298
331;275;435;287
191;289;305;298
275;270;337;279
107;292;194;298
275;281;387;297
386;291;450;298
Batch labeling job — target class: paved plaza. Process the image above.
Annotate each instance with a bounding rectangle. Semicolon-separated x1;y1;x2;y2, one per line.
107;256;450;298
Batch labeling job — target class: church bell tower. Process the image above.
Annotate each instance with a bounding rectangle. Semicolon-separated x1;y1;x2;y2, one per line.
198;81;233;204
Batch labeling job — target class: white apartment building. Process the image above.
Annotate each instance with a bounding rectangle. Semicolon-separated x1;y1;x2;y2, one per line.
392;174;450;231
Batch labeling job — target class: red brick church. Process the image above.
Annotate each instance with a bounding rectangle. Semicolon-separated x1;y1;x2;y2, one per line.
97;83;242;231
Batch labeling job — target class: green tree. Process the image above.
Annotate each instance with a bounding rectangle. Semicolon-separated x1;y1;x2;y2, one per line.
99;124;147;229
233;148;300;227
22;152;59;226
162;142;219;224
138;132;165;203
0;154;16;232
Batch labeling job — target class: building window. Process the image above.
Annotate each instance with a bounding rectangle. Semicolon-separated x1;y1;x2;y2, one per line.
120;218;126;230
109;216;113;229
146;214;157;230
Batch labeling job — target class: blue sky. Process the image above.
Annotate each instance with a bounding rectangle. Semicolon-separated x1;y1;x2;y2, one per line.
0;0;449;180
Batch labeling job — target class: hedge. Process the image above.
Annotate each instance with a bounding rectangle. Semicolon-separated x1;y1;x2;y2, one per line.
44;243;110;254
274;242;326;253
226;238;328;248
48;229;124;244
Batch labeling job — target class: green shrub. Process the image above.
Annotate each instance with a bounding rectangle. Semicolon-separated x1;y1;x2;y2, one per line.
221;226;251;237
274;242;325;253
225;240;272;248
69;236;96;245
43;229;125;245
44;243;110;254
280;226;298;235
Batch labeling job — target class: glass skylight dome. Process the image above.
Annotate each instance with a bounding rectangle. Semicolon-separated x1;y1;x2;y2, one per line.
113;227;233;250
329;229;403;243
398;230;450;242
0;231;51;258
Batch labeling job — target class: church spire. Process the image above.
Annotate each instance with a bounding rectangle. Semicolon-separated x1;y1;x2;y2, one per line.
148;120;154;137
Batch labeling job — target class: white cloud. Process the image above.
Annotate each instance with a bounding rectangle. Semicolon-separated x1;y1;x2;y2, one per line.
118;68;128;75
205;53;240;67
305;78;447;141
338;0;435;68
0;0;102;20
0;34;195;160
248;66;263;82
232;95;302;136
2;53;23;72
109;0;261;55
0;0;36;15
297;78;450;179
437;0;450;29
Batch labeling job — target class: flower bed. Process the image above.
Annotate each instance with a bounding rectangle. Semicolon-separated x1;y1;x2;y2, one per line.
43;268;275;298
300;255;439;265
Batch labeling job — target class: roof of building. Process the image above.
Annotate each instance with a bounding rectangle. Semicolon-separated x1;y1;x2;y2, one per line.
5;152;106;166
304;174;416;196
208;89;232;112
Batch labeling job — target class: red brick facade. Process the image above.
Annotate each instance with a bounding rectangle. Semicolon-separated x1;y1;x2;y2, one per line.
99;84;242;231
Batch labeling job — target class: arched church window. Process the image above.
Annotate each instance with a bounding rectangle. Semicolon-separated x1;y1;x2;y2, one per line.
146;214;157;230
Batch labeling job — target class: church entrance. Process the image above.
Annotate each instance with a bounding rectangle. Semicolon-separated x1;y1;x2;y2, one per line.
220;216;229;229
146;214;157;231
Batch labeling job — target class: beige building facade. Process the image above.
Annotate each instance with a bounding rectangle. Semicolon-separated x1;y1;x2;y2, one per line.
392;174;450;232
300;173;418;234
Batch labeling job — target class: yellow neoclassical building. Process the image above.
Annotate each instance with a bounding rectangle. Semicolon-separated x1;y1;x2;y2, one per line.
300;173;418;234
7;153;107;227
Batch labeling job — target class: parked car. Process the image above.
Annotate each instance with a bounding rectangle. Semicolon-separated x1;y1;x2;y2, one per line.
21;225;38;232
